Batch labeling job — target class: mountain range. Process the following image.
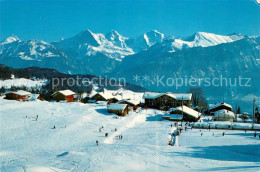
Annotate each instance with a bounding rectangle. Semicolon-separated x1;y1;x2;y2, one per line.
0;30;252;74
0;30;259;107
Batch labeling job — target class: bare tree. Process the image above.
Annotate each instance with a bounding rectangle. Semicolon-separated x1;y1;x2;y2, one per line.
187;87;207;109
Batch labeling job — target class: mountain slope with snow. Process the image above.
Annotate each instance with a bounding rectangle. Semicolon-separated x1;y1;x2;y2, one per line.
184;32;244;47
126;30;165;52
0;30;256;77
53;30;134;60
112;36;260;112
1;99;260;171
0;36;66;61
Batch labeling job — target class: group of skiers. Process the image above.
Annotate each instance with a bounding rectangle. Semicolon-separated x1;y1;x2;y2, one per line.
96;126;124;146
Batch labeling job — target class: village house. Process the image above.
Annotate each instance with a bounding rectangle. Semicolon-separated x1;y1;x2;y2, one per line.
117;99;140;110
143;92;192;110
52;89;76;102
88;90;123;103
163;105;201;122
5;90;31;101
208;102;232;116
213;109;235;122
107;103;129;116
90;92;107;101
107;97;120;105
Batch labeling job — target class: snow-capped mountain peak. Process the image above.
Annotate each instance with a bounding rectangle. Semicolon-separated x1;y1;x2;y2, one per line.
105;30;129;48
2;35;21;44
144;30;164;46
185;32;243;47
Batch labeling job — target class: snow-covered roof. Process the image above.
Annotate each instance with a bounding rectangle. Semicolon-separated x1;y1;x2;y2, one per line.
107;103;128;110
214;109;235;118
117;99;140;106
209;102;232;110
169;105;201;118
143;92;192;100
90;91;119;100
53;89;76;96
7;90;31;96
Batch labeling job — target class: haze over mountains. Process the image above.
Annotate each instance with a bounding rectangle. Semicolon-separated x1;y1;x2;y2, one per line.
0;30;259;104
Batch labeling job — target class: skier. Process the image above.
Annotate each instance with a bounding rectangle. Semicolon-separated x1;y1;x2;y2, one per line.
96;140;98;146
171;124;173;128
115;128;117;132
254;132;257;137
99;128;101;133
105;133;108;137
53;125;56;129
201;133;203;137
223;132;225;136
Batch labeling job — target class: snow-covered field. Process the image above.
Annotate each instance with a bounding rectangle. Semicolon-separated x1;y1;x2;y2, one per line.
0;99;260;172
0;78;47;89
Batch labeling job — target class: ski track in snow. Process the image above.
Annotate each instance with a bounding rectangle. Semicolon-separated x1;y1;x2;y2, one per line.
1;99;260;171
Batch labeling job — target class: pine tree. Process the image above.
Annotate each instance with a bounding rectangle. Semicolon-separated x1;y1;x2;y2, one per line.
237;106;241;114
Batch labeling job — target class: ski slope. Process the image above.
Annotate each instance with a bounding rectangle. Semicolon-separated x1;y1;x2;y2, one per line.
0;98;260;171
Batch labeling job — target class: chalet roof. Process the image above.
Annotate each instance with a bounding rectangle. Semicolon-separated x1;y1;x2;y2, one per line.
90;91;121;100
52;89;76;96
117;99;140;106
214;109;235;118
143;92;192;100
209;102;232;110
7;90;31;96
108;103;128;110
169;105;201;118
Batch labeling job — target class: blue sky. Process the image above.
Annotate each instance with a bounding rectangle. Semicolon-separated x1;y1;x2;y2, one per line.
0;0;260;42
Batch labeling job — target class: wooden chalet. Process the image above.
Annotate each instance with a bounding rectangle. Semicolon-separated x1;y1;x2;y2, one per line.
90;92;107;101
52;89;76;102
107;97;120;105
117;99;140;110
143;92;192;110
107;103;129;116
208;102;232;116
89;91;122;103
5;90;31;101
164;105;201;122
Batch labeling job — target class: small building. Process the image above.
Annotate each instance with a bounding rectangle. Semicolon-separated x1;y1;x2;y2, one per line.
107;97;120;105
164;105;201;122
52;89;76;102
213;109;235;122
209;102;232;116
143;92;192;110
5;90;31;101
89;90;122;103
107;103;129;116
90;92;107;101
117;99;140;110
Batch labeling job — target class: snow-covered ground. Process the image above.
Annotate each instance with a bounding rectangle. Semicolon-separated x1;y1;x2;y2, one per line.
0;98;260;171
0;78;47;89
